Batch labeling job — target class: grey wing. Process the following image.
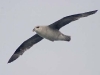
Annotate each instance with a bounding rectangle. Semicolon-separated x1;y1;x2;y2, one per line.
49;10;97;30
8;34;43;63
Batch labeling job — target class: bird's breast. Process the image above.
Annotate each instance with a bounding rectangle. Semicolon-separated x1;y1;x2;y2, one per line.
36;27;60;41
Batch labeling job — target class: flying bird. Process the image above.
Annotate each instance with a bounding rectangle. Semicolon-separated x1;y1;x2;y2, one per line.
8;10;98;63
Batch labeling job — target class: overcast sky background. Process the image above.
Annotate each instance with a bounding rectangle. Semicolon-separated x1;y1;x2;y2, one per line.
0;0;100;75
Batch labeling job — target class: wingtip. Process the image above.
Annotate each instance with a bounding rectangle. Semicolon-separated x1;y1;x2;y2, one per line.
95;10;98;12
7;59;14;63
86;10;98;15
7;60;11;63
7;59;13;63
82;10;98;17
92;10;98;14
7;54;20;63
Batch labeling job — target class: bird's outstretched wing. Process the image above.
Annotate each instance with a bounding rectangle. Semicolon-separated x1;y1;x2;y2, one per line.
49;10;97;30
8;34;43;63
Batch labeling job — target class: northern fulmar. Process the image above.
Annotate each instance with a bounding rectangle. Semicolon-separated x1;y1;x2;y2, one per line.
8;10;98;63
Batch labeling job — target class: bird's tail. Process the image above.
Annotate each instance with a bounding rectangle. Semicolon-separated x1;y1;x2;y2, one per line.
64;35;71;42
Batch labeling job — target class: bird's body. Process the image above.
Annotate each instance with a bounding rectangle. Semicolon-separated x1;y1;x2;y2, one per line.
7;10;98;63
33;26;70;41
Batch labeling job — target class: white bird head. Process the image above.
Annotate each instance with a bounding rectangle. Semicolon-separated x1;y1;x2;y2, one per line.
33;26;41;32
33;26;47;33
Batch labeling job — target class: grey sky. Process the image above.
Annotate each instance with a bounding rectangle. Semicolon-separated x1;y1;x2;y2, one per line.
0;0;100;75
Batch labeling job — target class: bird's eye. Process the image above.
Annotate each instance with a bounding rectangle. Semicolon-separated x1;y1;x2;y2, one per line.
36;26;39;28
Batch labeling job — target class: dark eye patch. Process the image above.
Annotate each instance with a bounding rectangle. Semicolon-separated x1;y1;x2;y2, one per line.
36;26;39;28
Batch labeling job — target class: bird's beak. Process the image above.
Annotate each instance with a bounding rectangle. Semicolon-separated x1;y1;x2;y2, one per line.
33;28;35;32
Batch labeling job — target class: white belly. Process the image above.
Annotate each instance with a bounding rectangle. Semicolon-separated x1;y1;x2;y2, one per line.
36;27;60;41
